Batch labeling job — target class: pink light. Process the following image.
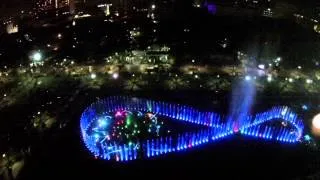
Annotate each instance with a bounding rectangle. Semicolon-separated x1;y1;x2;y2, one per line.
115;111;122;117
147;113;154;119
233;123;239;133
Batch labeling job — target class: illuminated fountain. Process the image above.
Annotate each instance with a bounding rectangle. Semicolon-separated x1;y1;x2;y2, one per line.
226;75;256;133
80;96;304;162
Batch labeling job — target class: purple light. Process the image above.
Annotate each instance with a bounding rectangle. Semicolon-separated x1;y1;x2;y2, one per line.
115;111;122;117
207;3;217;15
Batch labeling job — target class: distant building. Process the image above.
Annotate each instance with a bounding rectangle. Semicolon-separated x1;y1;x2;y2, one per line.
107;0;149;12
36;0;76;13
262;8;273;17
97;3;112;16
106;45;173;65
36;0;68;9
6;23;19;34
314;24;320;34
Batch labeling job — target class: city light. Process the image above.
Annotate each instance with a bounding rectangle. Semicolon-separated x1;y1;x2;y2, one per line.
245;75;251;81
91;73;97;79
32;52;42;62
2;5;319;168
74;14;92;19
267;75;272;82
306;79;313;84
258;64;265;70
112;73;119;79
312;114;320;129
288;78;294;83
6;23;18;34
302;105;308;110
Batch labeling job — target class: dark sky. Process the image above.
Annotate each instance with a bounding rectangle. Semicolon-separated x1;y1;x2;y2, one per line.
0;0;34;18
0;0;34;8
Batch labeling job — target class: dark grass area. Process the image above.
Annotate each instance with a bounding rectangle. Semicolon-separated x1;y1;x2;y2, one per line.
19;128;320;180
17;90;320;180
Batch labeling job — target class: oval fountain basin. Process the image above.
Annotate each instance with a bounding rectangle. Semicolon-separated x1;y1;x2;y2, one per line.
80;96;304;162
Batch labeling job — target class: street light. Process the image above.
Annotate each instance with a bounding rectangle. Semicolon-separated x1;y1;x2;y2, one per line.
32;52;42;62
258;64;265;70
112;73;119;79
245;75;251;81
90;73;97;79
267;75;272;82
30;51;44;66
288;78;294;83
57;33;62;39
306;79;313;84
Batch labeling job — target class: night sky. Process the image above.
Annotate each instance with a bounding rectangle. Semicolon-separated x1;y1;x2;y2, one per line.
0;0;34;17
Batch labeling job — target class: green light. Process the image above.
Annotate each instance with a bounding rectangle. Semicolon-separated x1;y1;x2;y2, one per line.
126;116;131;126
32;52;42;61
